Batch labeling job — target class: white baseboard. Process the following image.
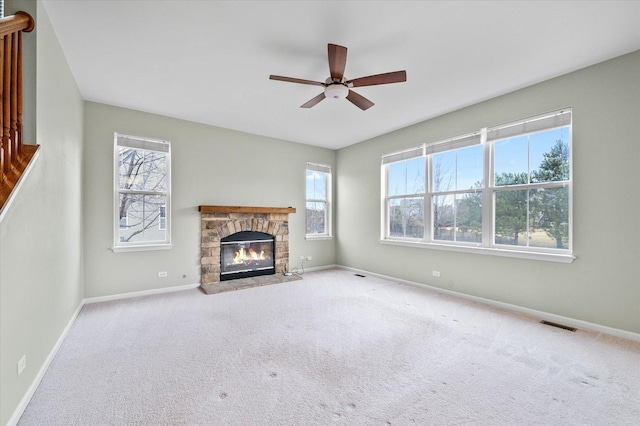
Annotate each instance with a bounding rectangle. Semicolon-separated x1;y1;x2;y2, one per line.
6;299;83;426
84;282;200;304
300;264;339;273
336;265;640;343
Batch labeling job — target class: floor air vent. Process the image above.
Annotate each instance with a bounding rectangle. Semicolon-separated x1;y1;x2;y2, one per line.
354;274;366;278
540;320;577;332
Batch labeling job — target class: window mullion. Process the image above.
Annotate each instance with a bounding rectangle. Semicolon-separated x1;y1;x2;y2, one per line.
481;129;493;247
118;189;166;196
425;155;432;241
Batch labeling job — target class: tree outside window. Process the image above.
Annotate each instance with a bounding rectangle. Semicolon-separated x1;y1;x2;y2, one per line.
494;129;570;249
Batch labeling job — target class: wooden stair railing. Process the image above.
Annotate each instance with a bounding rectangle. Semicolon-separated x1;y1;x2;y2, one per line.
0;11;36;212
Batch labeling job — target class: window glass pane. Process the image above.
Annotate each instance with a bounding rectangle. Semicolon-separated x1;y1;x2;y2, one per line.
494;189;528;246
530;128;570;183
433;145;483;192
389;197;424;238
388;157;425;196
456;145;484;190
456;192;482;243
159;206;166;230
494;135;528;186
529;187;569;249
306;201;326;234
118;148;167;192
433;194;454;241
405;197;424;238
118;147;140;190
388;198;404;237
306;170;327;200
118;194;167;243
432;151;455;192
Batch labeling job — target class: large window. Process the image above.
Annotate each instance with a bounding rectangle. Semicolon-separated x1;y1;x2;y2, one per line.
114;134;171;251
382;109;572;261
306;162;332;238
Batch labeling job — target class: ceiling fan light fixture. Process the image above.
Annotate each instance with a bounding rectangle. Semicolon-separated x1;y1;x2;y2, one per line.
324;83;349;100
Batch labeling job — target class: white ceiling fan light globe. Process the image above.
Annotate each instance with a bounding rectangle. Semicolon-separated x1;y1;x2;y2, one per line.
324;83;349;100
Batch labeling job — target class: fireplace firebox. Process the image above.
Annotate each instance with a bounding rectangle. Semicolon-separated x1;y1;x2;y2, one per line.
220;231;275;281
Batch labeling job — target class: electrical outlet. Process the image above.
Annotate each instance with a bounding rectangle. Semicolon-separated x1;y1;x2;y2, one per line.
432;271;441;277
158;271;168;278
17;355;26;376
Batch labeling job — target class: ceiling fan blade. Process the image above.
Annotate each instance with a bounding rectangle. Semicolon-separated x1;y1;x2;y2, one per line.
328;44;347;81
346;90;374;111
347;70;407;87
300;93;326;108
269;75;325;86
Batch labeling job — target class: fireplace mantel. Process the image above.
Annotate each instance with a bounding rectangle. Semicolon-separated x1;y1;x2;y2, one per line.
199;205;295;286
199;205;296;214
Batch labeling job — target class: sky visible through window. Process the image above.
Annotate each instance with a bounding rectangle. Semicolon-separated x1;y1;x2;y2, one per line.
495;126;570;184
431;126;570;191
306;171;326;199
433;145;483;191
388;157;424;196
388;126;569;194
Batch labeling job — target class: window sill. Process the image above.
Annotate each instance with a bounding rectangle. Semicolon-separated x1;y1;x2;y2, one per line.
112;243;173;253
305;235;333;241
380;239;575;263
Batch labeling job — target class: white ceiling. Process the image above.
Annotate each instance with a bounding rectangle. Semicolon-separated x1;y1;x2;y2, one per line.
41;1;640;150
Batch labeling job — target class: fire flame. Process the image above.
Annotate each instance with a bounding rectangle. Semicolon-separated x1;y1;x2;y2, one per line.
232;247;265;265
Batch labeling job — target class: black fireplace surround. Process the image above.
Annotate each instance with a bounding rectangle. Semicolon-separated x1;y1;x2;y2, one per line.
220;231;275;281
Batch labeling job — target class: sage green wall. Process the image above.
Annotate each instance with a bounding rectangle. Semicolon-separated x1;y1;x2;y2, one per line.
0;1;84;424
83;102;336;298
336;51;640;334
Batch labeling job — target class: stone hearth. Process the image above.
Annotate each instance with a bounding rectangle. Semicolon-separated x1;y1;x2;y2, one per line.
199;206;295;287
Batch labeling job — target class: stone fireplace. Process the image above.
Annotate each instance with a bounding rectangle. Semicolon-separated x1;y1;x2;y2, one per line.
199;206;295;286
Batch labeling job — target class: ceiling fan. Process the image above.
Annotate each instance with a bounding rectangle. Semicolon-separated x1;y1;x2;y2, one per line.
270;43;406;111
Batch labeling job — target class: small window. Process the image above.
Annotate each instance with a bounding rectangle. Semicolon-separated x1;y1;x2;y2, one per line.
306;162;332;238
114;133;171;251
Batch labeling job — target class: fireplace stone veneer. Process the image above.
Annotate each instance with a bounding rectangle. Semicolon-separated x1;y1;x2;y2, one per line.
199;206;296;285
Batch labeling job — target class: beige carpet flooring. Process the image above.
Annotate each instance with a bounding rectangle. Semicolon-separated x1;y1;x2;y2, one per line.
18;268;640;425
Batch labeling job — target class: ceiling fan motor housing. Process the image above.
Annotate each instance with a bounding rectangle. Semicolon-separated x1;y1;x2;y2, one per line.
325;83;349;99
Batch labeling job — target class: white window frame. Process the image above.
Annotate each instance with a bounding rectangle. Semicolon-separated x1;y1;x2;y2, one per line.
306;162;332;240
113;133;172;252
381;109;573;263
